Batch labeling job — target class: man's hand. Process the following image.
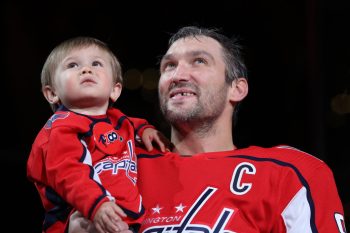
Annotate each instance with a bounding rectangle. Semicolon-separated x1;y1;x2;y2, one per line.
69;203;132;233
142;128;172;152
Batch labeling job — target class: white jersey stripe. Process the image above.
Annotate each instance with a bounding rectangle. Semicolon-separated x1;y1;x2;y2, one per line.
282;187;312;233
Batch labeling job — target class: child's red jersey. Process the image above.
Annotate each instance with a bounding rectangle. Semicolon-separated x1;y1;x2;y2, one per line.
27;106;151;232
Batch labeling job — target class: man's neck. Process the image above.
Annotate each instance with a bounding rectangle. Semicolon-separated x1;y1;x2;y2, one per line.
170;126;236;155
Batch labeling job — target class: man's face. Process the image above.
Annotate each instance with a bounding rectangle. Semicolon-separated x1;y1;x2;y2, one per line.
158;36;230;125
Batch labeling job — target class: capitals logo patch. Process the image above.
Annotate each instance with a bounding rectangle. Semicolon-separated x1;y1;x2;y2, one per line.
94;139;137;185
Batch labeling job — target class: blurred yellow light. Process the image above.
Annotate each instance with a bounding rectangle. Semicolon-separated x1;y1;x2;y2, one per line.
142;68;159;90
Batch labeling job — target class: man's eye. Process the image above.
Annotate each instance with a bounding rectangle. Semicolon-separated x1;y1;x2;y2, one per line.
92;61;103;67
194;58;206;64
67;62;78;68
164;62;176;70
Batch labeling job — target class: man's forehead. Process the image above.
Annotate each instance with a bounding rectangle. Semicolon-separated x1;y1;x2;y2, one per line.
165;36;222;57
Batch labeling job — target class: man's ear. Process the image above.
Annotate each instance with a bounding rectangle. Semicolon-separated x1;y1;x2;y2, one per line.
110;82;122;102
42;85;60;104
229;77;248;102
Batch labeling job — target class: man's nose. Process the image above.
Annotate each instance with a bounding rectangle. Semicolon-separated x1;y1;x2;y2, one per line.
171;64;190;82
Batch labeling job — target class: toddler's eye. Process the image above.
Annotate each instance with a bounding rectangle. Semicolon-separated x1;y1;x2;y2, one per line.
67;62;78;68
92;61;103;67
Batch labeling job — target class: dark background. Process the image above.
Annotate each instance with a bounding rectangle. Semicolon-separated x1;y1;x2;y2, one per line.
2;0;349;231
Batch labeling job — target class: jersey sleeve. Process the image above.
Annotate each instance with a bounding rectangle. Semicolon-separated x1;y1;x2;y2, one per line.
44;126;113;220
308;162;346;232
128;116;156;139
273;146;346;233
106;107;155;140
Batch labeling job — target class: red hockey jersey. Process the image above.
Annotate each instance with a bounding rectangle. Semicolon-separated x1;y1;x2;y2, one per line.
137;145;346;233
27;106;152;232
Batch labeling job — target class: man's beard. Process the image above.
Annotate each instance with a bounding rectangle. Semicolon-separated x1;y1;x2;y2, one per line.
159;83;228;132
161;100;203;124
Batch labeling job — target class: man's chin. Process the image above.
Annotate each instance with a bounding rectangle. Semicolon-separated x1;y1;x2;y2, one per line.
165;109;197;123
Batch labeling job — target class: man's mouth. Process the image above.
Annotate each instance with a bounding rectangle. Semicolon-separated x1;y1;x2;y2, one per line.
170;90;196;99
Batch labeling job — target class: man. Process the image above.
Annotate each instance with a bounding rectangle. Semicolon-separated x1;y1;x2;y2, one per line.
70;26;346;233
136;26;346;233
